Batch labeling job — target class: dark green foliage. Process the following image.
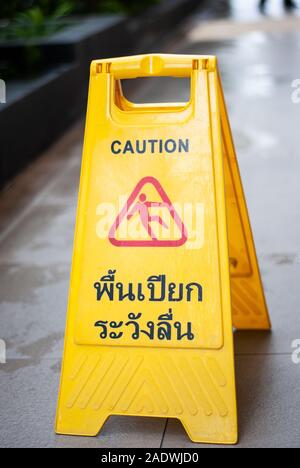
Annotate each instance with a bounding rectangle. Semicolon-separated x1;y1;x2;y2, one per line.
0;0;161;20
0;3;73;40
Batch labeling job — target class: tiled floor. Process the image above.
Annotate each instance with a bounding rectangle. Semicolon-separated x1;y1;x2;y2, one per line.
1;0;300;448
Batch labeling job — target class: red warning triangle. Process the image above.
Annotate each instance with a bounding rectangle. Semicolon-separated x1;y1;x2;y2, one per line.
108;177;188;247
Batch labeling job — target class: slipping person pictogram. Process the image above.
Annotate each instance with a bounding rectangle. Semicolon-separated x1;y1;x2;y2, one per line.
127;193;170;241
109;176;188;247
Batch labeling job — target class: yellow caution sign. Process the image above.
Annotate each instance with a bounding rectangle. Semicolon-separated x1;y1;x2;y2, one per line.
55;54;271;444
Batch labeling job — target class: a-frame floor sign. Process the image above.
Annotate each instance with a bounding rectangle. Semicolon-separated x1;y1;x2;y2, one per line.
55;55;271;445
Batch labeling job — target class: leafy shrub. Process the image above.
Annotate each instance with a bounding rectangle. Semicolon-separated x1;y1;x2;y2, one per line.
0;0;161;19
0;3;72;40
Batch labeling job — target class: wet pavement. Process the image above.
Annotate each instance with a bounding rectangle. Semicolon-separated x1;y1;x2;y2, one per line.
1;0;300;448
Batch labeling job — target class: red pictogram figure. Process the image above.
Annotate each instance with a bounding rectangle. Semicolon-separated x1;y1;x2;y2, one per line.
109;177;188;247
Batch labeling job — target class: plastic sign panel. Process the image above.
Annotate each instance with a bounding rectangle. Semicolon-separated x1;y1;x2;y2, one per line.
55;54;271;444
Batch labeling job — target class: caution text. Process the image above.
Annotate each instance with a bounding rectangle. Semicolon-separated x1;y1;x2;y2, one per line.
111;138;189;155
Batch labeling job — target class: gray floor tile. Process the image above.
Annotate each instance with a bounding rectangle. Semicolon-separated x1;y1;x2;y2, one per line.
0;262;69;360
234;262;300;355
162;355;300;448
0;359;60;448
54;416;166;449
0;359;165;448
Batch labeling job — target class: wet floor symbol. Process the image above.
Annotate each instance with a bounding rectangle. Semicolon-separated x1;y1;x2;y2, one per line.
109;177;188;247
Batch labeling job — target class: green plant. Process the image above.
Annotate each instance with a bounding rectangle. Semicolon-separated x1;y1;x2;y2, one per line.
0;1;71;20
0;1;162;20
0;0;161;19
0;3;72;41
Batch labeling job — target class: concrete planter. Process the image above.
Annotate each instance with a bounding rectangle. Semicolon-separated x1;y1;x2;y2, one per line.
0;0;200;189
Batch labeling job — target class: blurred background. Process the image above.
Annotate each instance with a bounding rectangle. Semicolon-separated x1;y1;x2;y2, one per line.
0;0;300;448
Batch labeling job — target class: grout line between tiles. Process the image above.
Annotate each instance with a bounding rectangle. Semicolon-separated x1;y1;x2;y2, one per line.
160;418;169;449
